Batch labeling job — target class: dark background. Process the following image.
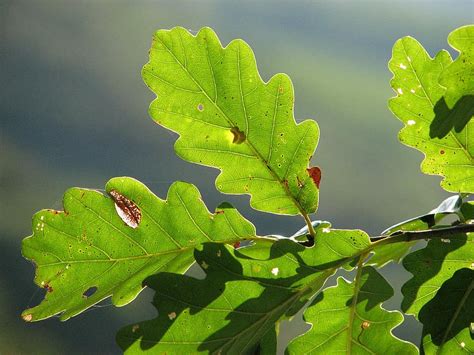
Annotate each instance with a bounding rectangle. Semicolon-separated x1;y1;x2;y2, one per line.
1;0;473;353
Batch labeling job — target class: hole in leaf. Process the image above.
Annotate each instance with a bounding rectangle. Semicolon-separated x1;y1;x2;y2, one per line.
83;286;98;298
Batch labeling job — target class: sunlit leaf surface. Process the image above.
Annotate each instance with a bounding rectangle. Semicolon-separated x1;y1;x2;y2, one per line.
440;25;474;108
287;267;417;354
389;36;474;193
22;177;256;321
143;27;320;215
402;232;473;316
117;228;371;353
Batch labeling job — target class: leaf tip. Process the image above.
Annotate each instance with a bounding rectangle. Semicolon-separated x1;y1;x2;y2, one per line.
22;313;33;322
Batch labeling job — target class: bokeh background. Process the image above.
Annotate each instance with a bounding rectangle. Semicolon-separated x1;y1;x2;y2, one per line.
1;0;473;353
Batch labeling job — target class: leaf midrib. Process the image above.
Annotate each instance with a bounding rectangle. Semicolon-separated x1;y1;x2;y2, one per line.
400;41;473;164
437;279;474;353
153;33;308;215
214;269;335;354
346;260;365;353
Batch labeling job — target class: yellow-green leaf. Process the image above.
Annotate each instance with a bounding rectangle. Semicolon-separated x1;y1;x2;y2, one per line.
21;177;256;321
389;36;474;193
143;27;320;215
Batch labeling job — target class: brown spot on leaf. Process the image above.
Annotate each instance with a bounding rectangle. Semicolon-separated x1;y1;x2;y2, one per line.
44;284;53;293
306;167;322;188
215;210;224;215
230;127;246;144
361;321;370;329
233;241;241;249
440;150;445;155
109;190;142;228
22;314;33;322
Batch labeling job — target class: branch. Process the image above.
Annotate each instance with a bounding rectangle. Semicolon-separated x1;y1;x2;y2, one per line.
369;223;474;244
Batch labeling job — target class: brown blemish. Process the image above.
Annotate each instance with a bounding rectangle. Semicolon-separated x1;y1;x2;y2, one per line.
22;314;33;322
48;209;62;215
230;127;246;144
361;321;370;329
109;190;142;228
307;167;322;188
215;210;224;215
440;150;445;155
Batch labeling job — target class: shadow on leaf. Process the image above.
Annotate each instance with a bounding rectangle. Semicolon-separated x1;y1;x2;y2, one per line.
116;243;241;351
419;268;473;349
430;95;474;139
116;240;351;353
402;234;468;313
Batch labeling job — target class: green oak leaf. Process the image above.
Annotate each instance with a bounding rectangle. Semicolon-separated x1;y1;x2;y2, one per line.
461;201;474;221
256;326;278;355
388;36;474;193
287;267;417;354
419;268;473;354
440;25;474;108
21;177;256;321
368;242;416;268
117;228;371;354
143;27;320;215
401;232;473;316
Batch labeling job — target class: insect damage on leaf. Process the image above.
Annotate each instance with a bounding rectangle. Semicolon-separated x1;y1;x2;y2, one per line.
307;166;322;188
230;126;246;144
108;190;142;228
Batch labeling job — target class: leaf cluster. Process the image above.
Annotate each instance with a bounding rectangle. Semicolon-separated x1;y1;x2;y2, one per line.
22;25;474;354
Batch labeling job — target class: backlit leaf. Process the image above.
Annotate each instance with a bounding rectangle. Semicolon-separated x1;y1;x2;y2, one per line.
401;232;473;316
117;228;371;353
143;27;320;215
287;267;417;354
439;25;474;108
368;242;416;268
389;36;474;193
21;177;256;321
419;268;473;354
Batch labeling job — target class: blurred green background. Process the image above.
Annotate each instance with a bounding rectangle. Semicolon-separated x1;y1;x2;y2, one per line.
1;0;472;353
